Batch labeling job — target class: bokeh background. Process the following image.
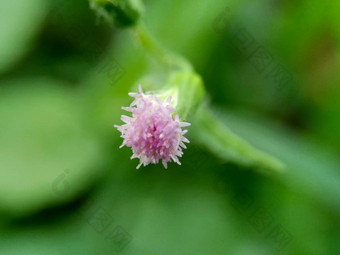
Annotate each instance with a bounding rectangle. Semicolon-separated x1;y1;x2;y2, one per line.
0;0;339;254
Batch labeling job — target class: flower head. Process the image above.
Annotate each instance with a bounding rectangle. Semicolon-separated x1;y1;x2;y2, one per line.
114;85;190;169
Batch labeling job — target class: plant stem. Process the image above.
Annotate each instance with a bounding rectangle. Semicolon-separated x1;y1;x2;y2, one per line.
132;23;193;71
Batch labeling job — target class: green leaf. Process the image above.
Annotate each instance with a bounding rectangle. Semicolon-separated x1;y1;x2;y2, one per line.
191;106;285;173
0;78;105;216
0;0;48;73
217;108;340;214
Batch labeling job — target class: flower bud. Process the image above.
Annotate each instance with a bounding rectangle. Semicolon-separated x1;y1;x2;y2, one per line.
89;0;143;28
115;85;190;169
156;71;205;120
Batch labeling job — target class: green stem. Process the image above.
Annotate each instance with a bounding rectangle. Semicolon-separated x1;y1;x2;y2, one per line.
132;24;193;71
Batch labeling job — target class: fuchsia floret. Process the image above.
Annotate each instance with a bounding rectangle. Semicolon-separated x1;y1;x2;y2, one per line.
114;85;190;169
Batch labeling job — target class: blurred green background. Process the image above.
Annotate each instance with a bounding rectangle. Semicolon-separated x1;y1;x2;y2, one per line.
0;0;339;254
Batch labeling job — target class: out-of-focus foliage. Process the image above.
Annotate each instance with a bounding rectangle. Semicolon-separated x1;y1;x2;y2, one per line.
0;0;48;73
0;79;105;216
0;0;339;254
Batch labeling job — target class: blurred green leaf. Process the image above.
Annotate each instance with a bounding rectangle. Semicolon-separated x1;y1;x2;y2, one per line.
191;106;285;173
215;107;340;214
0;78;105;216
0;0;48;73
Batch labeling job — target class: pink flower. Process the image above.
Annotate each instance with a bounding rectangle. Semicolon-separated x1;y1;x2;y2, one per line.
114;85;190;169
